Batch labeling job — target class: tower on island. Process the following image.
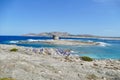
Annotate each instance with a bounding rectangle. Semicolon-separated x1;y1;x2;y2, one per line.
53;35;59;40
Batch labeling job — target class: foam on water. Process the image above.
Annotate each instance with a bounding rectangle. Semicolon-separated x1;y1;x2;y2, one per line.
9;41;19;43
87;40;93;42
27;39;41;42
96;42;110;47
27;39;52;42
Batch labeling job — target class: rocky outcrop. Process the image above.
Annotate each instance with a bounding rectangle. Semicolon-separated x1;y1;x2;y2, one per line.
17;40;100;46
0;44;120;80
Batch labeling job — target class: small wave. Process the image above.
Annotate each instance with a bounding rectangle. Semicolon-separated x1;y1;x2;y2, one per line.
61;39;83;41
61;39;75;41
9;41;19;43
96;42;110;47
87;40;93;42
27;39;52;42
27;39;41;42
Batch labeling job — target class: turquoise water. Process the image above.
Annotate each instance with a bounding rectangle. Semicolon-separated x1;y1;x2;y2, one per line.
0;36;120;59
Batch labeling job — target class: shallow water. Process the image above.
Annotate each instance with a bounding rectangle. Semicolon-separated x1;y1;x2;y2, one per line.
0;36;120;59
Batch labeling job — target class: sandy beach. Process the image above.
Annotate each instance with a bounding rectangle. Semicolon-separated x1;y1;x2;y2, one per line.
0;44;120;80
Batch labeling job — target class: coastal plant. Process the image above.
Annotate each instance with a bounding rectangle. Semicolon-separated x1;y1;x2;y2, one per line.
10;48;18;52
0;78;16;80
81;56;93;61
87;74;98;80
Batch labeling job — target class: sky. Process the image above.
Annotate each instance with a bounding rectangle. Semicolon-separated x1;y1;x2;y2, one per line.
0;0;120;36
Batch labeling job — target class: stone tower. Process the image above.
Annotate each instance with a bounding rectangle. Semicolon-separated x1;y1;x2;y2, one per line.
53;35;59;40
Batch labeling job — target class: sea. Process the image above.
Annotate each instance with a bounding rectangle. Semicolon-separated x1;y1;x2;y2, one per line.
0;36;120;59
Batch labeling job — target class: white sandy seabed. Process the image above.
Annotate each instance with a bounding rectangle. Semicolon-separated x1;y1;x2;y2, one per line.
0;44;120;80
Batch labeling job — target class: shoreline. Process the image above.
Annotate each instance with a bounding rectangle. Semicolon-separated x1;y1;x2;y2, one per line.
0;44;120;80
17;40;100;46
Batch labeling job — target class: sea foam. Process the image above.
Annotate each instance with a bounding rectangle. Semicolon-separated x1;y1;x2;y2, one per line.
27;39;44;42
97;42;110;47
9;41;19;43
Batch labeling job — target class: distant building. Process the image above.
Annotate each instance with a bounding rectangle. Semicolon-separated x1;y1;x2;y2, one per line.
53;35;59;40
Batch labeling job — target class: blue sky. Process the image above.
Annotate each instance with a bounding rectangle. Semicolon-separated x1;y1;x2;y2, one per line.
0;0;120;36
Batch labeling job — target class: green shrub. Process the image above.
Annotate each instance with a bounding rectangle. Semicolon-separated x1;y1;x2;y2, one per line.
81;56;93;61
10;48;18;52
0;78;16;80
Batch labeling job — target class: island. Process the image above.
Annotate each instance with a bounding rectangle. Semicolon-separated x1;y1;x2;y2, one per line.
23;32;120;40
17;36;100;46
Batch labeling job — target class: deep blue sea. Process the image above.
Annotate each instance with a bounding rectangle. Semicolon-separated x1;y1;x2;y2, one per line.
0;36;120;59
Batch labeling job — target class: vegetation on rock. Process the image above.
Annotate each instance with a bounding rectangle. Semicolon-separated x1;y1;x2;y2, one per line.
81;56;93;61
0;78;16;80
10;48;18;52
87;74;98;80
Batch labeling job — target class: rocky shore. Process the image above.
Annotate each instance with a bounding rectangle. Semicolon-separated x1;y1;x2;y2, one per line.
0;44;120;80
17;40;100;46
39;40;100;46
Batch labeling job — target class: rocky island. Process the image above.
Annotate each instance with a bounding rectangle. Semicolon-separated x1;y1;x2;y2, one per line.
23;32;120;40
19;34;100;46
17;39;100;46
